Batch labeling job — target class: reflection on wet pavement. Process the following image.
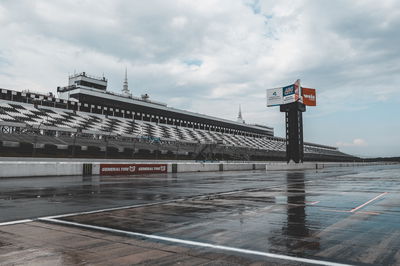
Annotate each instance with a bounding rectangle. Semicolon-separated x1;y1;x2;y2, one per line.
1;164;400;265
58;166;400;265
0;167;359;222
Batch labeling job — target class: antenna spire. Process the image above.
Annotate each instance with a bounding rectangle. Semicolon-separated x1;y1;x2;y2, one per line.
237;104;244;123
122;67;131;96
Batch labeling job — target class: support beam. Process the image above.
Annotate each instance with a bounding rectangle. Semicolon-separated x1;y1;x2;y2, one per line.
280;102;306;163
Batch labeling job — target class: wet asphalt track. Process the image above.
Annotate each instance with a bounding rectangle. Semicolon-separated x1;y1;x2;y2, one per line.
0;164;393;223
1;164;400;265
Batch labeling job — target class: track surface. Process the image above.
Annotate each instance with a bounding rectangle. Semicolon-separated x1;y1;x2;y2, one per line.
1;164;400;265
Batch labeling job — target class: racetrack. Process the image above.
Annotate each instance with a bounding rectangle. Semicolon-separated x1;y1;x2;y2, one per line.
1;164;400;265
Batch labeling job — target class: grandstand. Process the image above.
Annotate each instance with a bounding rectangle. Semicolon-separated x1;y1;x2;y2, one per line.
0;72;355;161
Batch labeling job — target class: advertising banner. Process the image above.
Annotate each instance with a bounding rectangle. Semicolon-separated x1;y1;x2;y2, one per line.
282;84;296;104
283;79;301;104
100;164;168;175
301;87;317;106
267;80;302;107
267;87;283;107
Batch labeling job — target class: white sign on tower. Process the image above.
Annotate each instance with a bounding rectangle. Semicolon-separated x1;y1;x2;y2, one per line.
267;79;301;107
266;87;283;107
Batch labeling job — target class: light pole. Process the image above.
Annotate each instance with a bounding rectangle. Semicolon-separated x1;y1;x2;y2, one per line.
32;109;49;157
32;120;45;157
104;134;108;159
130;119;137;159
175;139;179;160
104;126;114;159
131;137;136;159
104;131;112;159
71;127;81;158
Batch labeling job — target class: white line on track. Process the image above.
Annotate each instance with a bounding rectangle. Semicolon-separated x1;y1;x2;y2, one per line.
0;219;33;226
42;199;183;219
39;217;352;266
350;192;388;212
0;200;181;226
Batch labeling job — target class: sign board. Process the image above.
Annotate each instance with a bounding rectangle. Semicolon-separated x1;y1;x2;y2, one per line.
268;80;301;107
282;84;296;104
266;87;283;107
100;164;167;175
301;87;316;106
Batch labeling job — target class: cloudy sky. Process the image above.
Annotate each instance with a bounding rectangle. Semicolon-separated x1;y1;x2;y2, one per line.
0;0;399;157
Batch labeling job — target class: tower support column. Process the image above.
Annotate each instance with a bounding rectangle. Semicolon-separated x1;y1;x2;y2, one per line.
280;102;306;163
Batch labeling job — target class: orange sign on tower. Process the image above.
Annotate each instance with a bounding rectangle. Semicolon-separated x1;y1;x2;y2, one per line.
301;87;317;106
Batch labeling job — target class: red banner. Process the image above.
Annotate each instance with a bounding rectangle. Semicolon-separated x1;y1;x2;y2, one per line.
301;87;317;106
100;164;167;175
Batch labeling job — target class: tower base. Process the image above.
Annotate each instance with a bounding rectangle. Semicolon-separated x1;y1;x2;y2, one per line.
280;102;306;163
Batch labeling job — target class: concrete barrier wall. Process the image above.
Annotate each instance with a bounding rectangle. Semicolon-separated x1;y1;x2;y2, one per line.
0;161;397;178
255;163;266;170
92;164;101;175
172;163;267;173
176;163;220;173
266;162;317;171
0;162;82;178
0;161;267;177
265;162;396;171
223;163;253;171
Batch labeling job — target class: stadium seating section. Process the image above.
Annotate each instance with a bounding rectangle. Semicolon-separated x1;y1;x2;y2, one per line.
0;100;354;161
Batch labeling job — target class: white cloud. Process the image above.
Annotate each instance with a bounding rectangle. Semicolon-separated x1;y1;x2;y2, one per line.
0;0;399;155
337;138;367;147
171;16;188;29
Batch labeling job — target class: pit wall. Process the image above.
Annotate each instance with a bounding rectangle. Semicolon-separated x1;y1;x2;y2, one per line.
0;161;397;178
0;162;83;178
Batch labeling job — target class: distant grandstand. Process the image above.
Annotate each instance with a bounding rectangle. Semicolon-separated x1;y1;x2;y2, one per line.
0;72;355;161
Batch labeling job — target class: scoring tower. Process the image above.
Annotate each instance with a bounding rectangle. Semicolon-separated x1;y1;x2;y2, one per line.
267;80;316;163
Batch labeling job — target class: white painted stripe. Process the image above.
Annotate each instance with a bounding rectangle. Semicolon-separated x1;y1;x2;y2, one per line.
42;199;181;219
0;219;33;226
351;192;388;212
40;217;352;266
